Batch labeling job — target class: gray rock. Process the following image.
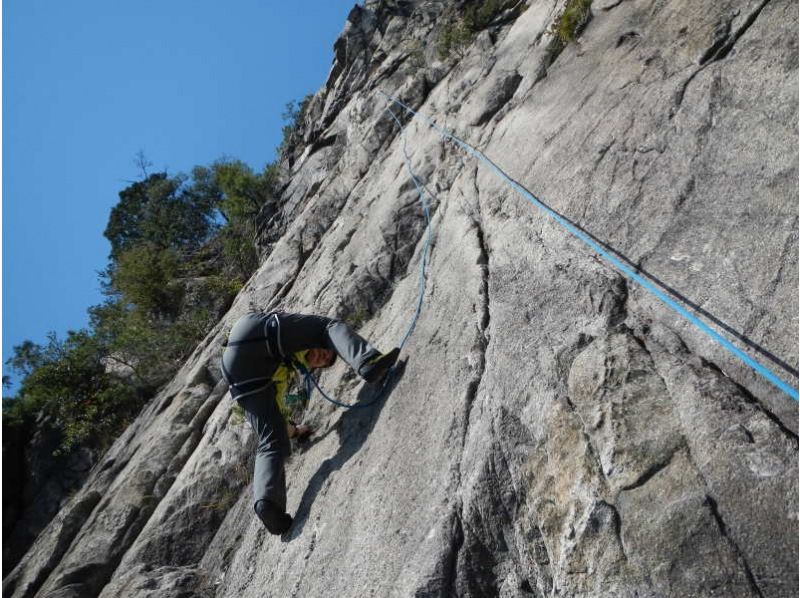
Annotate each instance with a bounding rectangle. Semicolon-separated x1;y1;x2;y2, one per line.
4;1;796;597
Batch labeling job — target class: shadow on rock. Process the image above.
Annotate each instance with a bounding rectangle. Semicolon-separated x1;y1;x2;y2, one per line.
284;359;407;540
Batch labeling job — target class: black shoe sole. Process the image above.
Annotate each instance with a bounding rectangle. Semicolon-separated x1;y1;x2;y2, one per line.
362;348;400;383
255;500;293;535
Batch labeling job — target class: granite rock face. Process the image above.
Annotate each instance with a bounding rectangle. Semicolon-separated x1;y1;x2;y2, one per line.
4;0;797;596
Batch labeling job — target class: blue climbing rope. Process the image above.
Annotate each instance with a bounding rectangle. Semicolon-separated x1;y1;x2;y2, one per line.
378;90;799;402
387;106;435;351
298;103;434;410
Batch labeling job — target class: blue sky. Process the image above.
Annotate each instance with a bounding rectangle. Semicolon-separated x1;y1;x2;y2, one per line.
3;0;356;388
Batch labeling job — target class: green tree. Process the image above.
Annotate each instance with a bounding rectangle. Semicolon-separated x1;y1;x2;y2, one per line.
207;159;280;279
4;338;52;378
213;160;274;225
89;298;209;391
4;331;140;452
104;244;183;316
104;172;219;260
6;153;275;457
278;95;313;156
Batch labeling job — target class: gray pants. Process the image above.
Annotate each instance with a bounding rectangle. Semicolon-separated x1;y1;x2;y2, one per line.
239;386;291;510
223;313;379;511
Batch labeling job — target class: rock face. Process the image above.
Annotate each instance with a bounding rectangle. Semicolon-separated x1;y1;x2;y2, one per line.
4;0;797;596
2;417;98;577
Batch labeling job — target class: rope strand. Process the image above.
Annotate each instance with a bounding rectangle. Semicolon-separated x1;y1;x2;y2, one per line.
378;89;798;402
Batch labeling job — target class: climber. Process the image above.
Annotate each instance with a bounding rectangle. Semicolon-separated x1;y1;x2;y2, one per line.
220;311;400;535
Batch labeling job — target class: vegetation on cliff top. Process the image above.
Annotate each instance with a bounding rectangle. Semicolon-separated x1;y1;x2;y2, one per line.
3;99;310;455
550;0;592;44
436;0;527;59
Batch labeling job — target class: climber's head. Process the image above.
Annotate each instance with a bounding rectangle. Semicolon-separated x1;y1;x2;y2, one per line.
307;348;336;369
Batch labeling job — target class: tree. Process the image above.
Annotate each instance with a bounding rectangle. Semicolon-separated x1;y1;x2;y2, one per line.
89;299;206;391
4;331;139;452
5;338;53;378
104;172;219;260
213;160;274;225
105;244;183;316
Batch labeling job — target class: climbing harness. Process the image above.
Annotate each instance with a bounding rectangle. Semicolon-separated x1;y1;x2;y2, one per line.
377;90;798;402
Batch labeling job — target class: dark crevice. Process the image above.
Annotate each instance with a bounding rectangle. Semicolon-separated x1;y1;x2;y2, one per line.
453;169;491;458
475;228;491;334
725;375;799;445
671;66;707;117
99;459;117;474
306;135;339;162
156;393;176;415
436;171;495;596
305;179;324;201
673;0;773;117
699;0;772;66
442;508;465;596
602;0;625;10
370;54;408;86
593;500;628;562
606;277;629;329
705;495;765;598
698;20;733;65
619;443;684;492
694;356;798;443
556;333;596;388
473;73;523;127
2;491;103;598
615;31;641;48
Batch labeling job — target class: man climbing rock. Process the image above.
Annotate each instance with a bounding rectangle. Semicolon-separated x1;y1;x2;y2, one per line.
221;311;399;535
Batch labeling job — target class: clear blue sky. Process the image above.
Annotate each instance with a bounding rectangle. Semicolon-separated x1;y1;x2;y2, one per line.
3;0;356;389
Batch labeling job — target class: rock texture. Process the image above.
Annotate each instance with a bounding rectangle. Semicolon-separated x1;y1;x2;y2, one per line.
4;0;797;596
3;417;99;577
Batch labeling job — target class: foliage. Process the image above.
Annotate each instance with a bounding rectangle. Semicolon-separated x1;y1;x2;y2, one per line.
196;275;244;305
213;160;274;225
104;172;219;261
436;0;519;59
405;39;426;69
206;159;278;278
105;244;183;316
436;19;475;59
4;331;140;453
550;0;592;44
467;0;507;30
5;338;52;378
7;97;301;456
220;230;260;281
230;402;246;426
88;300;210;390
278;94;314;157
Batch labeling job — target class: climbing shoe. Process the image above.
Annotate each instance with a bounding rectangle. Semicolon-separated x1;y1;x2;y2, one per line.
254;499;293;535
360;348;400;383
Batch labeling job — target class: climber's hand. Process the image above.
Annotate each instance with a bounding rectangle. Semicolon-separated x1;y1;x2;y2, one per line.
291;423;313;443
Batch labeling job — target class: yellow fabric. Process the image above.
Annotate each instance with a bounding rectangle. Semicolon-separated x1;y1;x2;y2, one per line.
271;350;310;419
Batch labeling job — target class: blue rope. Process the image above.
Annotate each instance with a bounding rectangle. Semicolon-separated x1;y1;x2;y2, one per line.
387;106;434;351
378;90;799;402
297;360;396;410
298;103;434;409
